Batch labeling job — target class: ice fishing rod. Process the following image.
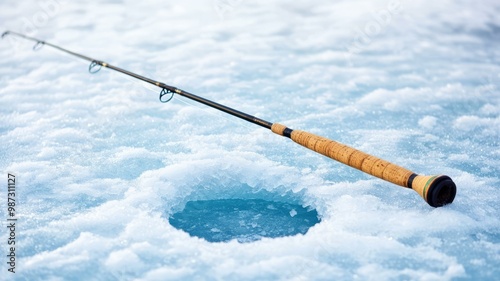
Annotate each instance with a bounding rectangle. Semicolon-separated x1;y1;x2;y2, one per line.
2;30;456;207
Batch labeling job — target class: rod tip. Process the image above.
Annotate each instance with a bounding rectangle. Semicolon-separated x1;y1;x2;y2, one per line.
1;31;10;38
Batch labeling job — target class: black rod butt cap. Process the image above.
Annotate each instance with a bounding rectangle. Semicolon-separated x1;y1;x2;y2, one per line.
427;175;457;207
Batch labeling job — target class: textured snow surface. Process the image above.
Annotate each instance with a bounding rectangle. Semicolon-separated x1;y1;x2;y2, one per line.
1;0;499;280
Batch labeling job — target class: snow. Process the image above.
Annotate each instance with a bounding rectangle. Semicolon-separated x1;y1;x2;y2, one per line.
1;0;499;280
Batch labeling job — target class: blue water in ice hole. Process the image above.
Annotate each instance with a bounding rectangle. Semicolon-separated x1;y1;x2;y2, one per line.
169;199;320;243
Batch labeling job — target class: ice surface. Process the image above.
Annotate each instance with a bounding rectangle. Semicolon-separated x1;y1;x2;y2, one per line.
1;0;499;280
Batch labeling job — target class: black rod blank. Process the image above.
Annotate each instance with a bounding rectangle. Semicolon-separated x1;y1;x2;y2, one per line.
2;31;273;130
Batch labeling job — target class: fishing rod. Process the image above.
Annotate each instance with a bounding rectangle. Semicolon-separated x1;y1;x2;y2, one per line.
2;30;456;207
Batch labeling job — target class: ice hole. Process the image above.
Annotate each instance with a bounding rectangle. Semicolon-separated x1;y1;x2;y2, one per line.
169;198;320;243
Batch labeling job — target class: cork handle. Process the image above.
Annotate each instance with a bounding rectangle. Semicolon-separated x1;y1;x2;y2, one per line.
271;123;456;207
290;129;414;187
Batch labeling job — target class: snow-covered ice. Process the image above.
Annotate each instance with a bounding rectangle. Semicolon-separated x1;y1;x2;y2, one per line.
1;0;499;280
